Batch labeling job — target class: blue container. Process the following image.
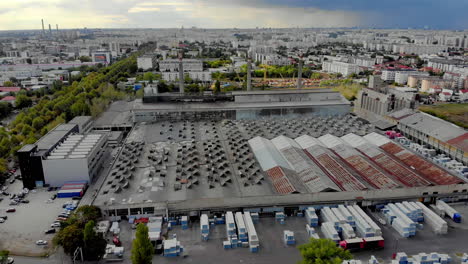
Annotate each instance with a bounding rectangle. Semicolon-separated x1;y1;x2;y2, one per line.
453;213;462;223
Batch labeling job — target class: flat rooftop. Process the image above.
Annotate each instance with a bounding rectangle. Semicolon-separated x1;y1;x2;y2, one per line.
94;115;377;207
36;124;78;151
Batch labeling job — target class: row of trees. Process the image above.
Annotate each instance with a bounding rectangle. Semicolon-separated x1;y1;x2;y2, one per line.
0;53;139;173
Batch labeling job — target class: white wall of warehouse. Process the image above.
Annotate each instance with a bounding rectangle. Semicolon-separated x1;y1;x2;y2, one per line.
42;158;90;187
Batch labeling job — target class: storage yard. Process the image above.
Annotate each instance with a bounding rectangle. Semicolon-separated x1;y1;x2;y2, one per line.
98;202;468;264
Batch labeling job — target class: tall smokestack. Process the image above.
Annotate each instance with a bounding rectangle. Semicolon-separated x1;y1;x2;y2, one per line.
48;24;52;35
178;51;184;94
246;57;252;91
41;19;45;34
296;59;303;89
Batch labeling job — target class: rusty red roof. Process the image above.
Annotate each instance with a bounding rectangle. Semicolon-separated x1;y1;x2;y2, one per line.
380;142;462;185
447;133;468;153
343;155;400;189
303;148;367;191
1;96;16;101
266;166;297;194
368;153;432;187
0;87;21;92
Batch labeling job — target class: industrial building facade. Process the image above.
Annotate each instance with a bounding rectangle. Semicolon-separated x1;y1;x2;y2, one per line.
397;112;468;165
42;133;107;187
133;90;351;122
18;119;108;188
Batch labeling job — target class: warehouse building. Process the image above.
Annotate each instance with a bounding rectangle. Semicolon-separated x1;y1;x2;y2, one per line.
42;133;107;187
18;124;79;189
396;112;468;165
17;120;108;188
135;89;350;122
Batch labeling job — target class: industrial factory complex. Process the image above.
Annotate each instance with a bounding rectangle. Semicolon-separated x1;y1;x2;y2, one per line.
12;83;468;262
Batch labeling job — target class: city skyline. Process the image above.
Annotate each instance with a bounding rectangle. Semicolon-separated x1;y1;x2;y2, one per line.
0;0;467;31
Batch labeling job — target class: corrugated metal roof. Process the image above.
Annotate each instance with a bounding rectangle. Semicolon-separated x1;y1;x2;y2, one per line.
342;133;431;187
296;135;367;191
447;133;468;153
399;112;465;142
248;136;291;171
363;132;391;147
380;142;463;185
318;134;345;149
266;167;297;194
272;136;340;193
295;135;326;148
271;135;302;150
320;134;400;189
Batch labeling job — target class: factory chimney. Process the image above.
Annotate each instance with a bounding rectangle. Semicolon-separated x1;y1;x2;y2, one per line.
246;57;252;91
178;51;185;94
296;58;303;89
48;24;52;35
41;19;45;35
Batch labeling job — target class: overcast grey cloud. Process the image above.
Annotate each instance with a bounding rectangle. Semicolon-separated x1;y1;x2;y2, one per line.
0;0;465;30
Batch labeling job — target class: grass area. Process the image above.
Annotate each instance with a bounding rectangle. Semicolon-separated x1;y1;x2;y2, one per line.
331;83;363;101
419;103;468;128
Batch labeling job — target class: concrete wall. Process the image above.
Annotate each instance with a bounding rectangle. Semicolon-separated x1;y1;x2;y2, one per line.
234;92;343;103
43;158;89;187
100;183;468;215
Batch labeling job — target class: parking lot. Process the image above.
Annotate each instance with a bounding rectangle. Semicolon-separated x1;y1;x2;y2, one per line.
0;179;73;256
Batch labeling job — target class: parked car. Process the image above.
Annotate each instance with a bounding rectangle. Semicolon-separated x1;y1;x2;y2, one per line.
0;218;5;223
8;201;18;206
7;257;14;264
6;208;16;213
20;199;29;204
51;194;57;200
113;236;122;246
47;187;54;192
45;229;56;234
8;179;15;184
50;223;61;228
0;216;7;220
35;240;48;245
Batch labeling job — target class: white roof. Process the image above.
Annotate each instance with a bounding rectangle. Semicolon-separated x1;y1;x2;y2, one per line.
363;132;390;147
271;135;302;150
248;136;291;171
318;134;345;148
341;133;368;148
295;135;325;149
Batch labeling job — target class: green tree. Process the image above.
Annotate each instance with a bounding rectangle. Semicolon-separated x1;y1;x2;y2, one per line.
79;56;92;62
2;81;14;87
15;94;32;109
0;250;9;264
298;238;352;264
83;220;107;260
32;117;45;130
214;80;221;94
53;224;84;254
131;224;154;264
74;205;102;225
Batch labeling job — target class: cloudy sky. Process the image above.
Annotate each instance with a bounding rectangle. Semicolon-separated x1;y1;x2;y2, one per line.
0;0;467;30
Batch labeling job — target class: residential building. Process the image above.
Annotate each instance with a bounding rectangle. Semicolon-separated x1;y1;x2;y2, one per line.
322;61;360;76
159;59;203;72
0;96;16;106
137;55;157;71
161;71;212;82
394;71;430;85
354;87;419;127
